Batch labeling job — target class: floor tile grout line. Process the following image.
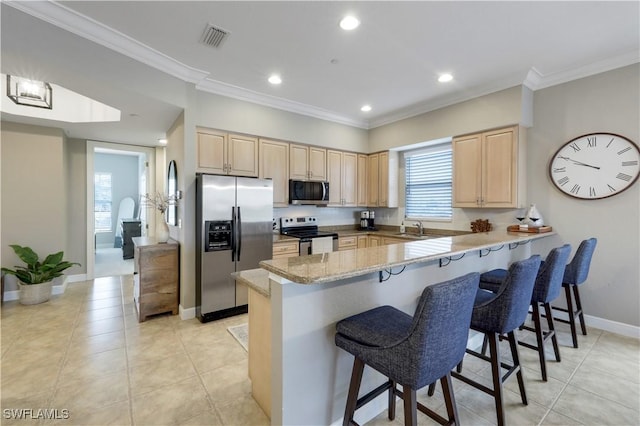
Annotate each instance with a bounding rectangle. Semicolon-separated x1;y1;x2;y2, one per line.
119;276;136;426
536;330;603;425
174;320;226;425
43;285;85;416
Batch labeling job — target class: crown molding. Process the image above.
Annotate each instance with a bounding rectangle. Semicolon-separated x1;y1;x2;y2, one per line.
7;1;639;132
6;1;209;84
523;49;640;91
6;0;367;128
368;72;528;129
196;78;368;129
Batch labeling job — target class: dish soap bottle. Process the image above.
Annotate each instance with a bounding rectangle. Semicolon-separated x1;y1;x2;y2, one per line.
399;221;406;233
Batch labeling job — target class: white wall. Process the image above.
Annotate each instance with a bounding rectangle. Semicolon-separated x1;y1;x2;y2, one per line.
1;122;73;291
528;64;639;327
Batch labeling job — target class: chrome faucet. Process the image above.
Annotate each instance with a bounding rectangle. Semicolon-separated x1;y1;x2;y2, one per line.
414;221;424;236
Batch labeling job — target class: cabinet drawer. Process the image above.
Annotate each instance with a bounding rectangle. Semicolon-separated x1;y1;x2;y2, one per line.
273;241;299;258
338;236;357;250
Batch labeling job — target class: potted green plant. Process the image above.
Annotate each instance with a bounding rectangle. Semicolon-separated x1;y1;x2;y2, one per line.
1;245;80;305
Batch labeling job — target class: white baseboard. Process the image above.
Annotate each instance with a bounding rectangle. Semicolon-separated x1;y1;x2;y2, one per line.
180;305;196;320
66;273;87;283
552;309;640;339
3;276;70;302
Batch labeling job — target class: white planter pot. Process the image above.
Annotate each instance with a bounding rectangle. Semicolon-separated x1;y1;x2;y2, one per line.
19;280;53;305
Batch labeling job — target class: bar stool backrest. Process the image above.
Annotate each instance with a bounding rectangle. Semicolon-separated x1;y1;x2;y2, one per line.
406;272;480;388
473;255;541;334
563;238;597;285
533;244;572;303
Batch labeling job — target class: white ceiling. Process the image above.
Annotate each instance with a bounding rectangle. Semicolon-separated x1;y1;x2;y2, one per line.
1;1;638;147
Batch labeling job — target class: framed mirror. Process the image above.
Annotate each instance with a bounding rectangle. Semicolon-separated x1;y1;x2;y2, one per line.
167;160;178;226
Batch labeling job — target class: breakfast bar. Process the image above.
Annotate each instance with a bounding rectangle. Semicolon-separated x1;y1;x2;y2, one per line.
238;230;558;426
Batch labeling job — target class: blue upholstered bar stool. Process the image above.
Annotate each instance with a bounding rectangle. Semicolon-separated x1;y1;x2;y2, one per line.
335;273;480;426
553;238;597;348
451;256;541;426
479;245;572;381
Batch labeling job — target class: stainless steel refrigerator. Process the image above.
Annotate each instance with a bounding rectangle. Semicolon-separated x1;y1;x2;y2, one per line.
196;174;273;322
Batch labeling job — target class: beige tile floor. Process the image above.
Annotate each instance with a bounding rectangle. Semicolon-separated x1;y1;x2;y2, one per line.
1;275;639;426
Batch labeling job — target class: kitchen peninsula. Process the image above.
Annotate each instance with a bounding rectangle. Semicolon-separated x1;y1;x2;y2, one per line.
238;230;557;426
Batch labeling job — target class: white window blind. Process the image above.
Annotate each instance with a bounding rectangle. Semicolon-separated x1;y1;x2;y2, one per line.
405;145;452;219
94;172;112;232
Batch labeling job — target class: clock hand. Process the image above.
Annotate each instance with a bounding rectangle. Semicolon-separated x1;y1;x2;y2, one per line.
557;156;601;170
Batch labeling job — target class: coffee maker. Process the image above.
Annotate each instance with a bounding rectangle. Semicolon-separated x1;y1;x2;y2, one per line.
359;210;376;230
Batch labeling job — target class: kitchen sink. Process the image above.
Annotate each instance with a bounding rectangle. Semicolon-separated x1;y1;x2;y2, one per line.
392;233;435;240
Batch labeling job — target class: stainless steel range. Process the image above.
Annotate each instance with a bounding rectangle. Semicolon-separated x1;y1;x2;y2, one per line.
280;216;338;255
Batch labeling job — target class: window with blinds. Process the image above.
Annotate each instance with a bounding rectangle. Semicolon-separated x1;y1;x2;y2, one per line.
404;145;452;219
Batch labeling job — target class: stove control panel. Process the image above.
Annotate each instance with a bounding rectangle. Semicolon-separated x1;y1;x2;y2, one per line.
280;216;318;228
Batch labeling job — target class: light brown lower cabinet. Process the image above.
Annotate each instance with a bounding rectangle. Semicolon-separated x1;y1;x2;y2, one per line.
273;241;299;258
248;287;271;419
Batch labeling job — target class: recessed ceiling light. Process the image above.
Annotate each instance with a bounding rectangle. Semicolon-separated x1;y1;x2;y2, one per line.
361;105;372;112
438;73;453;83
158;138;167;145
268;74;282;85
340;16;360;30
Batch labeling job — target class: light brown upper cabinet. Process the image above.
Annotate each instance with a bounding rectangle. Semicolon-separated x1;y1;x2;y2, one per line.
197;130;259;177
453;125;522;208
367;151;398;208
357;154;368;207
259;139;289;207
289;144;327;181
327;150;358;207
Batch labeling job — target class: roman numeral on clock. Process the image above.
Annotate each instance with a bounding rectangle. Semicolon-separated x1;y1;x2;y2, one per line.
607;138;615;148
608;184;616;192
557;176;569;186
617;147;632;155
553;167;566;173
616;173;632;181
570;184;580;194
587;137;596;147
569;143;581;152
622;160;638;166
589;187;596;197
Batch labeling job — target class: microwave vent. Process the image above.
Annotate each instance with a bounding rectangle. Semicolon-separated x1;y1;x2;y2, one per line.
200;24;229;48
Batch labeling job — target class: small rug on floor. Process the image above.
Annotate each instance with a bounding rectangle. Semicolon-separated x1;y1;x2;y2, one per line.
227;323;248;351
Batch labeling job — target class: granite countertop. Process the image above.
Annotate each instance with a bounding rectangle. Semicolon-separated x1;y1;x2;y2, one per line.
273;234;298;243
233;268;270;297
259;230;555;285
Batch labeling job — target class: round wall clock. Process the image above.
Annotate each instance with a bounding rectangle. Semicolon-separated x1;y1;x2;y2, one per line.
549;132;640;200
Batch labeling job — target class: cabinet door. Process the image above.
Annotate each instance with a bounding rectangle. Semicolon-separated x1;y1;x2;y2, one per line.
368;236;381;247
327;150;343;206
482;127;517;207
357;154;368;206
228;134;259;177
260;139;289;207
367;154;380;206
342;152;358;206
452;133;482;207
378;151;389;207
289;144;309;180
197;131;226;173
357;235;368;248
309;147;327;181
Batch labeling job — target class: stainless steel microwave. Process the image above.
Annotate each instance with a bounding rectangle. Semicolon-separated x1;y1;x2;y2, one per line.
289;180;329;205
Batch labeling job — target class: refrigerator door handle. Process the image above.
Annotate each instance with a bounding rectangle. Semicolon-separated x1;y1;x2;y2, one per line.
231;207;236;262
237;206;242;261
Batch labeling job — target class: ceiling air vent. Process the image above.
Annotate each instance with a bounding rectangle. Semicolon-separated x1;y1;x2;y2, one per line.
200;23;229;48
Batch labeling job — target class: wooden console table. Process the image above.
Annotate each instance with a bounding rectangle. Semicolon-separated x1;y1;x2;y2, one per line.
132;236;179;322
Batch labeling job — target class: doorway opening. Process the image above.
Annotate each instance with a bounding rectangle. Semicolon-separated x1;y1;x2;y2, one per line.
86;141;156;279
